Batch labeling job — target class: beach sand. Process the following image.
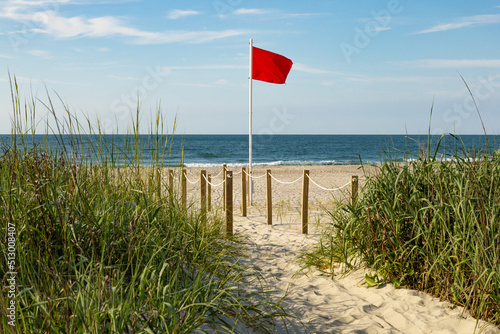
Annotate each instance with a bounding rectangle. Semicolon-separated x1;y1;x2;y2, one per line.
178;165;499;333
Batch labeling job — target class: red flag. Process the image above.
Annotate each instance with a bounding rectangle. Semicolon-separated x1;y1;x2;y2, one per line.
252;47;293;84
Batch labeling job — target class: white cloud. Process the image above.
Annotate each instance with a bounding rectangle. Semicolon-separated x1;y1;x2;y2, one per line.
0;1;249;44
369;26;391;32
228;8;328;19
324;72;454;85
162;65;246;72
293;63;340;75
175;82;213;88
414;14;500;34
394;59;500;68
47;13;247;43
133;29;249;45
167;9;201;20
10;75;83;86
281;12;331;18
215;79;228;85
26;49;51;58
232;8;271;15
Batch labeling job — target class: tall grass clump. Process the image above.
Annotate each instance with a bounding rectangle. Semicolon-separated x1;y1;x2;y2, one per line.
0;77;287;333
306;133;500;329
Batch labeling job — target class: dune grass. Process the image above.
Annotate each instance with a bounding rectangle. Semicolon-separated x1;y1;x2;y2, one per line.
0;77;288;333
304;133;500;329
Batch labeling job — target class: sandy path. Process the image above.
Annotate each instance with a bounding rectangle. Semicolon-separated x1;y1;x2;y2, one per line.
234;215;499;334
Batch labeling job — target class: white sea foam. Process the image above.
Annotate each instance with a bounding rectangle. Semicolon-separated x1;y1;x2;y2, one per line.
183;160;372;168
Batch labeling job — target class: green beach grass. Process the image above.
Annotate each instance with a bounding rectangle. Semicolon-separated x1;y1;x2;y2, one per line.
0;78;289;333
303;133;500;330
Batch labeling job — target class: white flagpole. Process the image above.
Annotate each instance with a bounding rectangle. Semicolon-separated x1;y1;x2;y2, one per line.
248;38;253;203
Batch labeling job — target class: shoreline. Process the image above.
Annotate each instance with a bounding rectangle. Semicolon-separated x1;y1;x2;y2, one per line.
181;161;378;168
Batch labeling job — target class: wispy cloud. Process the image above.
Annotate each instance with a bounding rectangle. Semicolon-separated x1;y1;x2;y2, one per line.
214;79;228;85
370;26;391;32
11;75;83;86
226;8;329;19
293;63;341;75
162;64;246;75
0;1;248;44
175;82;214;88
26;49;52;58
342;74;454;85
134;30;249;45
281;12;331;18
167;9;201;20
394;59;500;68
232;8;271;15
414;14;500;34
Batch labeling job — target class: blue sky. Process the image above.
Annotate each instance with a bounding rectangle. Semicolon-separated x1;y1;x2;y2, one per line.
1;0;500;135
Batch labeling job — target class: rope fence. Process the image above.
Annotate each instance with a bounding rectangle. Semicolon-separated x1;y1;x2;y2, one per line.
202;173;225;187
243;169;267;179
184;172;200;185
177;166;359;236
307;175;351;192
269;173;303;185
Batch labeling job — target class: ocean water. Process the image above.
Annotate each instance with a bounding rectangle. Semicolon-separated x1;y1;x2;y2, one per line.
179;134;497;166
1;134;497;166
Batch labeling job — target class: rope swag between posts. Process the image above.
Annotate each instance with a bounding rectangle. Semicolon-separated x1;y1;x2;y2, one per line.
175;166;360;236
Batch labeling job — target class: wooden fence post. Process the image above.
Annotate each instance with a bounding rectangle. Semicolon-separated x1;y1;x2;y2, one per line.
301;170;310;234
207;174;212;211
181;168;187;210
241;167;247;217
266;169;272;225
223;164;227;211
351;175;358;206
225;171;233;236
200;170;207;215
